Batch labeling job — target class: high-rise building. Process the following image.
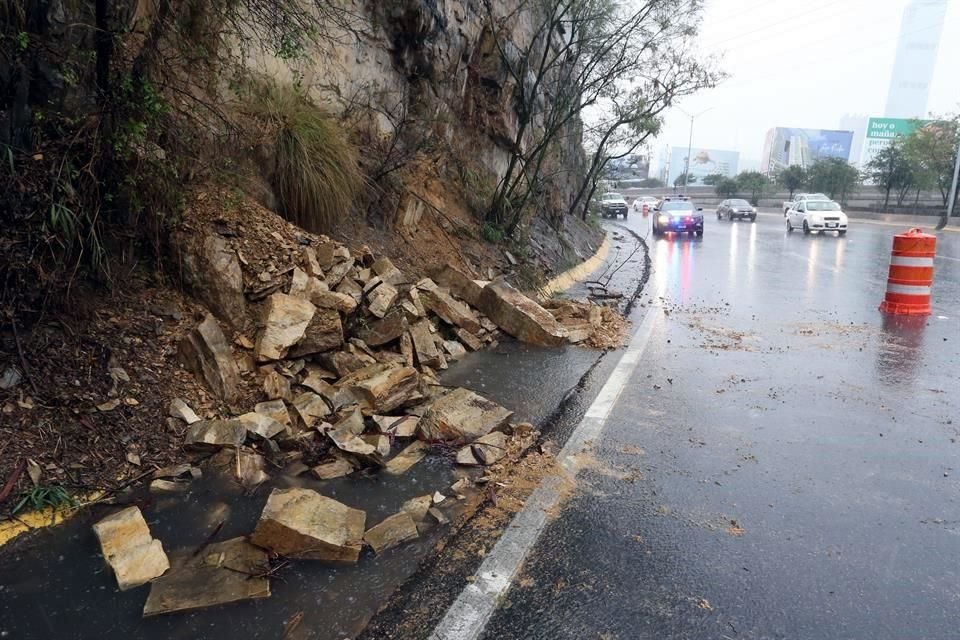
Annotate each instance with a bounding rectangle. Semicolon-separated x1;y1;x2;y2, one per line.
884;0;949;119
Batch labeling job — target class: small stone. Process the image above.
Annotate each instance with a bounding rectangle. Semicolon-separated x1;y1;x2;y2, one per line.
428;507;449;525
442;340;467;361
372;414;419;437
311;456;355;480
249;488;366;563
263;370;292;401
92;506;169;591
364;512;419;554
401;495;433;522
236;412;287;439
254;399;291;427
183;419;246;451
433;491;446;505
150;479;188;493
456;431;509;466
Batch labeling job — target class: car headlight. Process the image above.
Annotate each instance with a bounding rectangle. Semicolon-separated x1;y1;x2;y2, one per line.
658;215;667;224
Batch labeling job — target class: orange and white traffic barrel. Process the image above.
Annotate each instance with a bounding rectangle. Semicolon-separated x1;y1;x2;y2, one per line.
642;203;649;217
879;228;935;315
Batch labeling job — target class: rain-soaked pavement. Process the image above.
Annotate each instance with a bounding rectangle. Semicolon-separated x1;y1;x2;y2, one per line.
479;214;960;639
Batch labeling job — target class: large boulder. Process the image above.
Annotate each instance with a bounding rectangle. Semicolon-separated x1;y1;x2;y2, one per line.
417;387;513;442
408;319;443;368
173;234;248;330
92;506;169;591
476;279;566;346
255;293;316;361
178;314;242;403
250;488;366;563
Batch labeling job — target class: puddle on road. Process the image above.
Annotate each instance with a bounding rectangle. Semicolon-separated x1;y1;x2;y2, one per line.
0;455;461;640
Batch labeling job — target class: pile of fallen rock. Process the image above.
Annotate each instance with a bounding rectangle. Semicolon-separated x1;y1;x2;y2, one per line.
88;234;619;614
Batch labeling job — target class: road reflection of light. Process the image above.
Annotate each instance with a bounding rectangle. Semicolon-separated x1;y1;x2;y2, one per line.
728;223;739;286
652;235;695;302
680;238;692;302
805;239;821;294
747;222;758;290
832;236;846;286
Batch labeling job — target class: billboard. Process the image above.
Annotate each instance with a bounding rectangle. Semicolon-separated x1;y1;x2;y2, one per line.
860;117;928;166
668;147;739;185
761;127;854;173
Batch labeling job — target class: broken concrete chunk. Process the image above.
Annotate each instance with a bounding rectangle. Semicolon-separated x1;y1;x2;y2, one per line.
442;340;467;361
430;265;485;307
254;399;291;427
366;281;398;319
178;314;242;403
455;328;484;351
401;495;434;522
168;398;201;425
237;412;287;440
364;512;419;554
384;441;429;475
417;388;513;442
476;280;566;347
263;370;292;401
372;414;419;438
455;431;509;466
408;320;443;369
250;488;366;563
339;364;420;414
419;287;481;333
183;419;247;451
287;308;343;358
291;392;331;429
311;456;355;480
255;293;316;361
142;537;270;616
92;506;169;591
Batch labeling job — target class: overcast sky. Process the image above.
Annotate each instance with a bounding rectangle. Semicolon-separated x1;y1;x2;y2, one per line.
651;0;960;170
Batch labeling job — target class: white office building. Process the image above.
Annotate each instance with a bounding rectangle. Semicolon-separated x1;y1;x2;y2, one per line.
884;0;949;119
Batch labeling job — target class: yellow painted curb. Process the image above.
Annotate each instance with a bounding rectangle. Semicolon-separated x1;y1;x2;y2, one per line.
0;491;104;547
538;236;611;300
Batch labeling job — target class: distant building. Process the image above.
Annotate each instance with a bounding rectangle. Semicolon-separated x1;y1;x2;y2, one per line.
839;114;869;167
884;0;948;119
760;127;854;174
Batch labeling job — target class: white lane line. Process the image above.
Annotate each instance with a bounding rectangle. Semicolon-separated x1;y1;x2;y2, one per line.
937;254;960;262
429;303;661;640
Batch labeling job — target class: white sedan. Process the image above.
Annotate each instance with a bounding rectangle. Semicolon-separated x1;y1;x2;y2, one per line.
786;200;848;236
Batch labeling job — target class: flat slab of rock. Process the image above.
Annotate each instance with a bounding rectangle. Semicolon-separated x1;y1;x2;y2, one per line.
178;314;242;403
183;419;246;451
250;488;366;563
430;266;484;307
168;398;201;425
143;537;270;616
311;456;356;480
364;512;419;554
455;328;484;351
355;307;408;347
419;287;481;333
291;392;331;429
93;506;169;591
401;495;434;522
339;364;419;413
365;280;398;319
417;388;513;442
255;293;315;361
476;279;566;347
372;414;419;438
254;399;291;427
384;441;429;475
443;340;467;361
456;431;509;466
237;412;287;440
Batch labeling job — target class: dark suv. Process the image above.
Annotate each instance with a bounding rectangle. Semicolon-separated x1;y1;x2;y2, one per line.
653;200;704;237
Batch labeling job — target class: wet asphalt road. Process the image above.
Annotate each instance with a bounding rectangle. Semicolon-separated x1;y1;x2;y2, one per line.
481;214;960;639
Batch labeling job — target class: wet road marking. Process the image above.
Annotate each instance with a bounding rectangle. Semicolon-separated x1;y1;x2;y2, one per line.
429;303;661;640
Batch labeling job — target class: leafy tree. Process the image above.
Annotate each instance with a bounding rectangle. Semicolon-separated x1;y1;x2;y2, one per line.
701;173;725;186
900;114;959;216
735;171;769;205
777;165;806;199
715;177;738;198
806;158;860;204
865;140;914;209
674;172;697;187
638;177;665;188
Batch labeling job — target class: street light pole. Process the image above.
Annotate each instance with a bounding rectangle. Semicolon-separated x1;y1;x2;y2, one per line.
676;106;715;190
939;136;960;230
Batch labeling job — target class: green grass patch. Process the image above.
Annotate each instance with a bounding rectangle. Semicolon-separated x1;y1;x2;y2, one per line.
13;485;79;514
